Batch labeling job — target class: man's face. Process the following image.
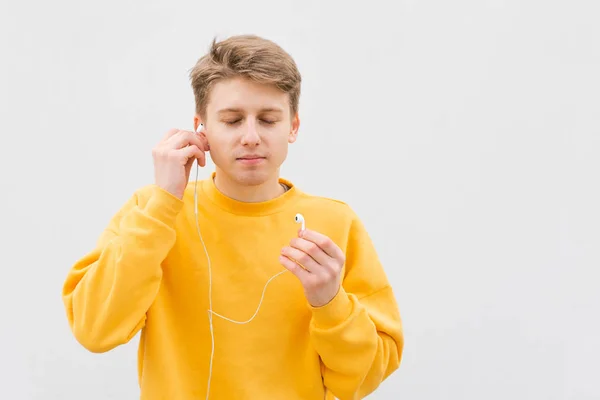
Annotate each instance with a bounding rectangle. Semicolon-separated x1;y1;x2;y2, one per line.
198;76;299;187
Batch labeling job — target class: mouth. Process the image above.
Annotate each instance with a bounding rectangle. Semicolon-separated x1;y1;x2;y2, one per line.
236;155;265;160
236;155;266;165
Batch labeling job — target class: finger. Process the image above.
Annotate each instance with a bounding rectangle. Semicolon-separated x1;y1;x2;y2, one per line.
168;130;208;151
279;254;311;283
289;238;330;266
162;128;180;140
190;132;210;152
281;246;319;273
198;131;211;152
299;229;344;260
164;130;188;148
180;145;205;166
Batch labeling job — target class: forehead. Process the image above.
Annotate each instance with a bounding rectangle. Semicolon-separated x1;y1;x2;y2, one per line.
206;77;290;115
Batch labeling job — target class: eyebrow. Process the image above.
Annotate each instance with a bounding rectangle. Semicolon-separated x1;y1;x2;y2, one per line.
217;107;284;115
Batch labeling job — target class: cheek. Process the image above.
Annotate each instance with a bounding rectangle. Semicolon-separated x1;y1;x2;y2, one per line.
204;134;228;163
270;135;290;160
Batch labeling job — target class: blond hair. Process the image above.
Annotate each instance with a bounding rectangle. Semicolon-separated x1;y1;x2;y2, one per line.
189;35;302;120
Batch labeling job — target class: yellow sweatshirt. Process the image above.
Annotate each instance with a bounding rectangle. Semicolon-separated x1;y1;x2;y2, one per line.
62;174;404;399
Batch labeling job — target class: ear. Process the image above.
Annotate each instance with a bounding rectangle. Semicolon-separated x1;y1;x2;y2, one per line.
288;113;300;144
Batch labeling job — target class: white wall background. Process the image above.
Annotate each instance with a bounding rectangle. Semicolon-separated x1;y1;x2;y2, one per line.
1;0;599;399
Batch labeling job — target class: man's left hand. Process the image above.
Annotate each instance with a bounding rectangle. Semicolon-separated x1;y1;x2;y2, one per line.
279;229;345;307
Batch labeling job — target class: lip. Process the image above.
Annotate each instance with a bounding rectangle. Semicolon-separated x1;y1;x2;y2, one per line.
236;155;266;165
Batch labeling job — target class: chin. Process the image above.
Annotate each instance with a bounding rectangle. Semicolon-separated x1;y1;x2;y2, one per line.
216;164;271;187
234;170;272;187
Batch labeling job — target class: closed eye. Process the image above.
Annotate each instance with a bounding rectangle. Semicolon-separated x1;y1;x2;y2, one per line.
224;119;277;125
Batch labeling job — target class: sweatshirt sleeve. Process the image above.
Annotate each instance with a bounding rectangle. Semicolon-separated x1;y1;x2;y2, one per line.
308;211;404;400
61;185;184;353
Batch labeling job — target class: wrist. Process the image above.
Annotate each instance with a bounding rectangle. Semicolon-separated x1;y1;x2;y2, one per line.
309;286;353;329
156;183;184;200
307;285;340;308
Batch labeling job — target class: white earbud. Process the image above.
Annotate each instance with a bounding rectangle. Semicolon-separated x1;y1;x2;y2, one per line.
196;123;204;133
294;213;305;231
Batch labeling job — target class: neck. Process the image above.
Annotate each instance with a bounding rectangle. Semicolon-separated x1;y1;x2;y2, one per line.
213;169;285;203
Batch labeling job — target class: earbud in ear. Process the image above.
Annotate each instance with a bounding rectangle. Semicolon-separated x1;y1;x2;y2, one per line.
195;123;211;153
294;213;305;231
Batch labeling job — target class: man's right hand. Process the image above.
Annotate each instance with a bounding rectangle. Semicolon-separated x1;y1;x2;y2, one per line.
152;128;210;199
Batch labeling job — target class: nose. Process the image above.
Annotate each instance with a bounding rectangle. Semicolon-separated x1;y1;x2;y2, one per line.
240;121;261;146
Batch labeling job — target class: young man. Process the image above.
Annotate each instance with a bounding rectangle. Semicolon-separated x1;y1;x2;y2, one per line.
62;35;404;399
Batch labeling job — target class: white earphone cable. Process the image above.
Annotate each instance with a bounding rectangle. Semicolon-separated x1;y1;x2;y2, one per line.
193;162;290;400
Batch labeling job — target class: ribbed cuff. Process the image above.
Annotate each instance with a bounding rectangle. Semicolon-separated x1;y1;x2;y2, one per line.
310;286;353;329
143;185;185;226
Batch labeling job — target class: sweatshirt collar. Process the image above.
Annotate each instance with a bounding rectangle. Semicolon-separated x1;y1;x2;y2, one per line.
200;172;301;216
